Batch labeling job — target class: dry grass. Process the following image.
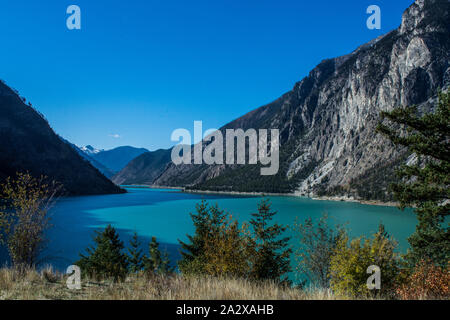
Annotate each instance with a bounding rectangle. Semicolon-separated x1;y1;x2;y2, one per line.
4;267;444;300
0;267;349;300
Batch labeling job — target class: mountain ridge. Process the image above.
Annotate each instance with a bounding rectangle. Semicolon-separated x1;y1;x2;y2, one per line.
115;0;450;200
0;80;124;196
112;148;172;185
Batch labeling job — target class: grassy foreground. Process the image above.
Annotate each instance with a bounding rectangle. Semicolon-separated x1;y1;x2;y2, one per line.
0;267;348;300
2;267;447;300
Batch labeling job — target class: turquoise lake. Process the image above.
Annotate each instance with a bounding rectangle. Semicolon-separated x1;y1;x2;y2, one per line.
24;187;417;274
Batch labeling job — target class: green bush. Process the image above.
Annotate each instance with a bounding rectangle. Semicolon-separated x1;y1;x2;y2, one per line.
329;225;401;298
202;215;251;278
292;214;346;288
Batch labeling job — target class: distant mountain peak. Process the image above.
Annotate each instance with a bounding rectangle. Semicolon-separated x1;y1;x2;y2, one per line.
79;145;149;174
80;145;103;155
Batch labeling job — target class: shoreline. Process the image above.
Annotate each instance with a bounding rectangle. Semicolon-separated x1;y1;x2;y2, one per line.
123;184;399;208
309;195;399;208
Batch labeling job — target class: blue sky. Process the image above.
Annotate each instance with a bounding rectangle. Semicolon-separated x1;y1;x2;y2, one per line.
0;0;413;150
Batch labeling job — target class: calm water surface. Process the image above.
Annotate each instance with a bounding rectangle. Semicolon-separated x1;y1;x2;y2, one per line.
34;187;417;274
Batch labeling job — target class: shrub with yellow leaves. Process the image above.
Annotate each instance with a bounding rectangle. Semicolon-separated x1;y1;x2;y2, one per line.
203;214;251;278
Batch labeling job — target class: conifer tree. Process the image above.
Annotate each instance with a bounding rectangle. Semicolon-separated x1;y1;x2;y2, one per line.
145;236;162;273
178;200;226;274
377;90;449;267
144;236;173;275
160;249;174;275
249;198;292;283
127;231;144;273
178;200;209;269
77;225;129;281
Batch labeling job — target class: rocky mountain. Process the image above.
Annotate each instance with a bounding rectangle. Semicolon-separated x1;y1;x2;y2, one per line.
112;148;172;185
116;0;450;201
0;81;124;195
81;145;149;174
